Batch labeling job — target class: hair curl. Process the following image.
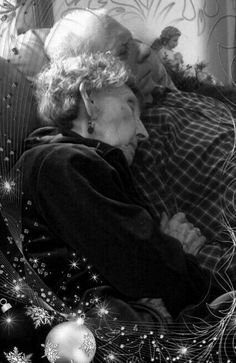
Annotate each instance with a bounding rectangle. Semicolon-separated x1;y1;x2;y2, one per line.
34;52;131;131
160;26;181;46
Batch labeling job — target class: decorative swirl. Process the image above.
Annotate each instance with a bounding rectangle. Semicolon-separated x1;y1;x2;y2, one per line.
158;2;176;21
203;0;220;18
197;9;206;36
182;0;196;21
0;0;22;15
65;0;82;6
111;0;145;18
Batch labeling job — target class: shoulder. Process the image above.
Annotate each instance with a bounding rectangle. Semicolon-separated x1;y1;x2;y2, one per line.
25;142;101;163
20;142;107;182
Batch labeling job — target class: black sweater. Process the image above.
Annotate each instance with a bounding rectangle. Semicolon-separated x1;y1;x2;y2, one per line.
17;127;210;317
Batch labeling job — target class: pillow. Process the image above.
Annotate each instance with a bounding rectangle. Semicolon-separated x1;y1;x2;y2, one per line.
1;28;50;80
0;56;41;167
0;9;18;59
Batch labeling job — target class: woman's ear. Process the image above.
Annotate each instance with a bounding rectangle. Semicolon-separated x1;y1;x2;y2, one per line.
79;82;97;120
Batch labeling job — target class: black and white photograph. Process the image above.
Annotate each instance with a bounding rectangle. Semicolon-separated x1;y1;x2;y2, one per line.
1;1;236;362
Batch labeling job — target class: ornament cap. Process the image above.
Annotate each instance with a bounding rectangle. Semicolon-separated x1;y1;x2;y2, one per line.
0;298;12;313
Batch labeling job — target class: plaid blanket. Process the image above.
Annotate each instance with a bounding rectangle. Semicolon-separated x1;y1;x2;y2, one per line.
131;88;236;284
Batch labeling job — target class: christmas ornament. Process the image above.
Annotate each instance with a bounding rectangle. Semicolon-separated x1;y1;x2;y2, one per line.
44;320;96;363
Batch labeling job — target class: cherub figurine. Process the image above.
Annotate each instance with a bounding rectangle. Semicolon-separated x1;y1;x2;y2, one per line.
151;26;222;86
158;26;183;70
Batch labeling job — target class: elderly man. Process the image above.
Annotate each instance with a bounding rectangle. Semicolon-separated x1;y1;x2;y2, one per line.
44;8;236;287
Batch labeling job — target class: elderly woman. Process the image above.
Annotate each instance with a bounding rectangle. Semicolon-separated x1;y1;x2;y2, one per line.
17;52;211;322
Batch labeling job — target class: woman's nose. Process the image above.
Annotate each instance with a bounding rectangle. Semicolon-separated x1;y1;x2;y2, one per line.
136;42;151;63
136;119;149;140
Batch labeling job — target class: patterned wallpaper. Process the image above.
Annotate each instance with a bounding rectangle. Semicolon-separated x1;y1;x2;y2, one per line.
0;1;235;83
52;0;236;84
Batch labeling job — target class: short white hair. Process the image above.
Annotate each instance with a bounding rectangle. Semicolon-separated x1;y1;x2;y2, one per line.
35;52;131;129
45;9;109;60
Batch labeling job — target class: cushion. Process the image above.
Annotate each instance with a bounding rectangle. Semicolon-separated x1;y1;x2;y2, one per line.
1;28;50;80
0;56;41;167
0;8;18;59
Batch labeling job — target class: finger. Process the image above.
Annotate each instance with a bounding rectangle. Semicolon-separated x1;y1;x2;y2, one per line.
166;219;180;239
170;212;187;224
167;220;190;242
160;212;169;233
194;227;201;236
168;216;184;234
176;222;192;243
185;229;199;245
187;236;206;255
179;222;194;232
187;222;194;230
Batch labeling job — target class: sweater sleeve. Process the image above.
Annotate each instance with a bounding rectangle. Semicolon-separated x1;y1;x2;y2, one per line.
34;143;209;316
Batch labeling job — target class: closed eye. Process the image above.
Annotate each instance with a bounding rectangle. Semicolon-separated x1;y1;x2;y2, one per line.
117;43;129;57
127;98;140;116
127;99;135;112
116;36;133;58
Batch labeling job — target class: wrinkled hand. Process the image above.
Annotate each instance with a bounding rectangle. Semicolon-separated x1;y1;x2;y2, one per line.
160;212;206;256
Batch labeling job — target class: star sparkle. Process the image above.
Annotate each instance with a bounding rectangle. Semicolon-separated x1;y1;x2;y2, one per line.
97;302;109;317
69;259;80;269
0;179;16;196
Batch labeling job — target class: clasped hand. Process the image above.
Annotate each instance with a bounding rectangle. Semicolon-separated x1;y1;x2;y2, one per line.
160;212;206;256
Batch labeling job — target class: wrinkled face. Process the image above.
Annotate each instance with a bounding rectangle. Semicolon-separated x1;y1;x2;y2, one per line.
166;35;179;50
89;15;156;99
91;85;148;165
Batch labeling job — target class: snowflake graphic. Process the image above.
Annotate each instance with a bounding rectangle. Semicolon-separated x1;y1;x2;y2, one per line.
79;332;96;357
43;341;60;363
4;347;32;363
25;305;54;328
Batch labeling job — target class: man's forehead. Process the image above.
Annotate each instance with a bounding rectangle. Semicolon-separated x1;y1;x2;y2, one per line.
103;17;132;42
68;13;131;52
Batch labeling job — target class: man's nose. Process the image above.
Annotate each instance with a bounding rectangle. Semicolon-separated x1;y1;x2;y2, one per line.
136;42;151;63
136;119;149;140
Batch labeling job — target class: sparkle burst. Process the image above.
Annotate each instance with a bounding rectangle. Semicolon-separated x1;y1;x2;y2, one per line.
0;311;17;332
90;273;99;282
0;179;16;196
69;259;80;269
105;352;118;362
178;345;188;356
96;302;109;318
